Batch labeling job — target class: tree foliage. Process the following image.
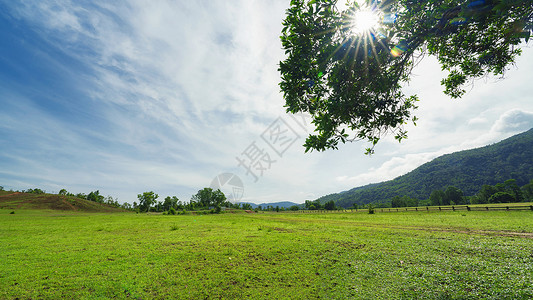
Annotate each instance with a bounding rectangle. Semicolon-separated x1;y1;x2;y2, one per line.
280;0;532;153
137;191;159;212
190;188;227;209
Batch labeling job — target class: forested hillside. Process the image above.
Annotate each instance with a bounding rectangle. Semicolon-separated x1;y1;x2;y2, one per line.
319;128;533;208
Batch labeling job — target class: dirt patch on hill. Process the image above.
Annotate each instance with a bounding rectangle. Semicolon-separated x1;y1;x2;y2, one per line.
0;193;126;213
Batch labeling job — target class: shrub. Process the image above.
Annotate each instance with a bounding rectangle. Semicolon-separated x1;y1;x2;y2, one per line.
10;211;15;214
368;204;375;214
489;192;514;203
168;207;177;215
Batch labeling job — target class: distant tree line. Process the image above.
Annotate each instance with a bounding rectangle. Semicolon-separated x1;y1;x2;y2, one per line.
304;199;337;211
382;178;533;208
2;185;309;214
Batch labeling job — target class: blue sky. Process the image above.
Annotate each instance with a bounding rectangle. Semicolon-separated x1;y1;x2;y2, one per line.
1;0;533;205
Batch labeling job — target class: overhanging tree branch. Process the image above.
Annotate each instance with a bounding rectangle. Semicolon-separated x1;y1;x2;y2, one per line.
279;0;533;154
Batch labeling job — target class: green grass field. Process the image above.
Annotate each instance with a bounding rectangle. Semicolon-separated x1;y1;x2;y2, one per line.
1;209;532;299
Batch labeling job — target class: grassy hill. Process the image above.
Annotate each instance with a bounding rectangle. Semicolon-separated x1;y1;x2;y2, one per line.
319;128;533;208
0;191;127;212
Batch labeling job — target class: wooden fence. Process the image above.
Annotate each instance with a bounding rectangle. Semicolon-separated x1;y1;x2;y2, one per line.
291;205;533;213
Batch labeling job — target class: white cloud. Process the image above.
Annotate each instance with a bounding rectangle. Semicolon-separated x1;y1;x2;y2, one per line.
1;1;533;205
491;109;533;134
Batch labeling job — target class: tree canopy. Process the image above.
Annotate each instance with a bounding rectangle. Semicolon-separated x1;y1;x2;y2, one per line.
279;0;532;153
190;188;227;208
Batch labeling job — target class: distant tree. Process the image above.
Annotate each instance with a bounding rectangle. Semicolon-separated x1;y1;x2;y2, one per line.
324;200;336;210
241;203;253;210
186;199;197;211
163;196;179;211
430;190;445;206
472;184;497;204
87;190;104;203
152;201;164;212
0;186;4;191
76;193;87;200
522;179;533;201
367;203;375;214
305;199;323;210
444;186;465;205
391;195;418;207
27;188;44;194
419;198;431;207
105;196;120;207
121;202;132;210
489;192;514;203
289;205;300;211
58;189;68;196
138;191;159;212
503;179;524;202
391;196;404;208
257;205;263;211
191;188;226;209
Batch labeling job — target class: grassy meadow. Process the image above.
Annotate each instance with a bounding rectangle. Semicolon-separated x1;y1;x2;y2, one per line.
1;209;532;299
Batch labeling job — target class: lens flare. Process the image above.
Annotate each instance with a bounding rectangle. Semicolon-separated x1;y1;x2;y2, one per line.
391;43;408;57
351;8;380;34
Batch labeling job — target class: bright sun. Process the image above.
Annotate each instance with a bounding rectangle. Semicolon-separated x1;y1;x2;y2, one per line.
351;9;380;34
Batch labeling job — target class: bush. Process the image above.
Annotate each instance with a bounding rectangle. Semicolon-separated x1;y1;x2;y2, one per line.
168;207;177;215
10;211;15;214
489;192;515;203
368;204;375;214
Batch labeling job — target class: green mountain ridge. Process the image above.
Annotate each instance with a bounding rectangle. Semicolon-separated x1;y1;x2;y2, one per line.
319;128;533;208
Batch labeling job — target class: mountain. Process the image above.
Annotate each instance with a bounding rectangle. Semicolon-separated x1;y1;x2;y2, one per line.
318;128;533;208
0;191;127;212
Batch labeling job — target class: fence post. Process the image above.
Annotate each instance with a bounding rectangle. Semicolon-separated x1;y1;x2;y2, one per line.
452;206;455;211
415;207;418;211
506;206;509;211
439;207;441;211
530;206;533;211
426;206;429;211
486;206;489;211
